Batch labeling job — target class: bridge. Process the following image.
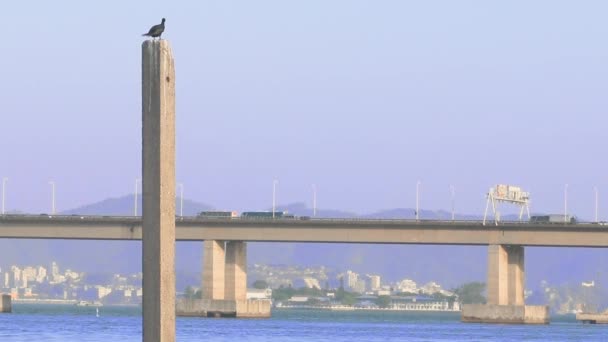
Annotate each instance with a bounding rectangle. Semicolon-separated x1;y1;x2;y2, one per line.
2;214;608;323
1;214;607;247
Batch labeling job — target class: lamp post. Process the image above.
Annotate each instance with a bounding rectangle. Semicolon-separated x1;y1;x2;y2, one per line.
564;183;568;223
49;181;56;215
450;185;455;221
134;179;141;216
178;183;184;217
272;179;278;218
312;184;317;217
594;186;599;223
416;180;421;221
1;177;7;215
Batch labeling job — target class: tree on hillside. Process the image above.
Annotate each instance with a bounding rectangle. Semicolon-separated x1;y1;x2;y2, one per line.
184;286;196;299
375;295;392;308
453;282;486;304
252;280;269;289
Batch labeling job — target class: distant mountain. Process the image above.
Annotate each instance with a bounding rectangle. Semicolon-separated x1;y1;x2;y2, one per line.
61;194;213;216
0;197;605;297
276;202;356;218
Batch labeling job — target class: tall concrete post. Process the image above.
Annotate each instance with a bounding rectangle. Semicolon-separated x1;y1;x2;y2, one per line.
142;40;176;342
225;241;247;300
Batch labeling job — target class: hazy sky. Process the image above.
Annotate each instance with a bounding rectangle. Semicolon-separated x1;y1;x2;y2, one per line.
2;1;608;218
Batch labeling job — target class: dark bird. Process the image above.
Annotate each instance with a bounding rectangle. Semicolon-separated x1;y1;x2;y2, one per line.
142;18;165;39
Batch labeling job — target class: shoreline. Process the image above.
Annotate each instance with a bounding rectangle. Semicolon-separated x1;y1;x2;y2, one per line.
12;299;140;307
275;305;461;313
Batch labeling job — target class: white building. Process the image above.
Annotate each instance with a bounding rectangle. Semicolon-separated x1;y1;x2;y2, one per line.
36;266;47;283
302;277;321;289
420;281;442;295
10;266;22;288
398;279;417;293
367;275;381;291
345;270;359;290
247;288;272;300
96;286;112;299
22;267;37;282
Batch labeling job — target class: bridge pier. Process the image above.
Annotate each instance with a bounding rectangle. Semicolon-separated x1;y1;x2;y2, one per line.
0;294;11;313
176;240;270;318
462;245;549;324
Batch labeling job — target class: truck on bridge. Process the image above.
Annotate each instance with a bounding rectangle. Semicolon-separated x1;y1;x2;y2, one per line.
530;214;577;224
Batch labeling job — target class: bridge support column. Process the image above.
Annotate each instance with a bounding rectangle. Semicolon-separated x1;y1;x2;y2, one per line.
462;245;548;324
177;240;270;318
0;294;11;313
202;240;226;300
225;241;247;300
487;245;524;305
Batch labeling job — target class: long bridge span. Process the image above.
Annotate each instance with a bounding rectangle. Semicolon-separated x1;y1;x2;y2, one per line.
0;214;607;247
2;214;607;323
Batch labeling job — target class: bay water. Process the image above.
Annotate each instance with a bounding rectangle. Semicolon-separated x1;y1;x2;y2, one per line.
0;304;606;341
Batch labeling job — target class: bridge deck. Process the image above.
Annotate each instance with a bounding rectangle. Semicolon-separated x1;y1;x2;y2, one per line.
0;215;607;247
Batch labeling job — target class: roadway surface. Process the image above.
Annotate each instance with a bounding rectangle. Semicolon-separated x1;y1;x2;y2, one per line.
1;214;607;247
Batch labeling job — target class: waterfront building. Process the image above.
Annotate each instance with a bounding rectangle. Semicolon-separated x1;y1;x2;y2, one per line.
247;288;272;300
398;279;417;293
420;281;442;295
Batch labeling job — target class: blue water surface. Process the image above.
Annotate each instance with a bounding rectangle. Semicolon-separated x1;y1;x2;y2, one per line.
0;305;606;341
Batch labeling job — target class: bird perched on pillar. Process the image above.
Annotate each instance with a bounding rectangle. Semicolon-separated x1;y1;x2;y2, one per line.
142;18;165;40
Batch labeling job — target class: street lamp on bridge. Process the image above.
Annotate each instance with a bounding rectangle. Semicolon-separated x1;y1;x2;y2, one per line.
594;186;599;223
1;177;7;215
178;183;184;217
272;179;278;219
312;184;317;217
49;181;56;215
564;183;568;223
450;185;455;221
415;180;421;221
134;178;141;216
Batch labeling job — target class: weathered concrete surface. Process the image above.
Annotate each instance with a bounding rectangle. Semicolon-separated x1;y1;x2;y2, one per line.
235;299;271;318
487;245;524;306
507;246;524;305
176;298;271;318
576;312;608;324
0;294;11;313
202;240;225;300
225;241;247;300
4;216;608;247
461;304;549;324
142;39;176;342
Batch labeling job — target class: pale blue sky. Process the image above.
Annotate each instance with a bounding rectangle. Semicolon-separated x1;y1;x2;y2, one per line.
2;1;607;218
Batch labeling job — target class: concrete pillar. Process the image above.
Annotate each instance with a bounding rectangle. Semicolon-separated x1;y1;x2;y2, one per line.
507;246;525;305
463;245;545;324
486;245;524;306
0;294;11;313
142;40;176;342
202;240;226;300
486;244;508;305
225;241;247;300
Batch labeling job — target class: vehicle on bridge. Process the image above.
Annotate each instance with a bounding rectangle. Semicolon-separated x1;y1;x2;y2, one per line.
530;214;577;224
241;211;296;219
198;211;238;218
